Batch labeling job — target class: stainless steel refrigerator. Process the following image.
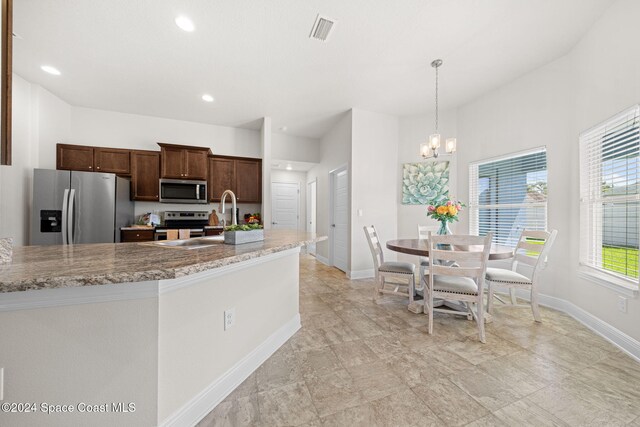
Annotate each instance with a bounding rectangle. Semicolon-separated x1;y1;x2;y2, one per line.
30;169;134;245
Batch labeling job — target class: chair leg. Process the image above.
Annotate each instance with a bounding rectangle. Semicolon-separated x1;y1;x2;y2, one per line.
409;274;415;305
531;286;542;322
373;276;382;302
427;286;433;335
509;288;518;305
487;282;494;314
477;295;486;343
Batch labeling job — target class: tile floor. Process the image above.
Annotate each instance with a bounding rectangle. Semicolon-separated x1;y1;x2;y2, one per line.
198;255;640;426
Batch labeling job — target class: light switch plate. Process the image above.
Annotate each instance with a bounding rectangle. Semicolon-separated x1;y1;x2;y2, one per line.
617;296;627;313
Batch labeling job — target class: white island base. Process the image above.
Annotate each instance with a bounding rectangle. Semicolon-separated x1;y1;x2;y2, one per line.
0;248;301;427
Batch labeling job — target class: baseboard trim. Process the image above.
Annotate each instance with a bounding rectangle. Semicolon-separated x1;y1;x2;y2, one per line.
512;289;640;362
315;255;329;266
159;313;301;427
348;269;374;280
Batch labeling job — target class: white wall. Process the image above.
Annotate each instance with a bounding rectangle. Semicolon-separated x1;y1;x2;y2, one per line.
451;0;640;343
350;109;399;276
307;111;352;262
271;169;307;231
0;75;37;246
271;133;321;163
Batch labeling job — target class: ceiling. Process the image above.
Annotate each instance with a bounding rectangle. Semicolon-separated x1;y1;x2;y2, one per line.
13;0;614;139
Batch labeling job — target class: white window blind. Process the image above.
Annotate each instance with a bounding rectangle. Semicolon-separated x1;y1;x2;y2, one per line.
469;147;547;247
579;105;640;284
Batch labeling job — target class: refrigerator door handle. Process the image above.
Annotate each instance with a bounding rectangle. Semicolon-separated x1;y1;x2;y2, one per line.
68;189;76;244
61;189;70;245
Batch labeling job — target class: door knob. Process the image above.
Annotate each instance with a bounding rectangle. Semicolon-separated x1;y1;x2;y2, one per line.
331;224;336;227
272;222;278;225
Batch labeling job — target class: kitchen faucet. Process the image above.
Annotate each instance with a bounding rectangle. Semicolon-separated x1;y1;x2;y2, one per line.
220;190;237;227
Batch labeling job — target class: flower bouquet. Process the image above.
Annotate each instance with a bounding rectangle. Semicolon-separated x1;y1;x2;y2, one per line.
426;199;465;235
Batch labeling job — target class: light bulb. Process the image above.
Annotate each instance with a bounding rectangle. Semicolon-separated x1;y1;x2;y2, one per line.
446;138;457;153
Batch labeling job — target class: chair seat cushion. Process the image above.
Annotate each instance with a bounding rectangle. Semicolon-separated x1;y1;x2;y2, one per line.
432;275;478;295
379;261;415;274
485;267;531;285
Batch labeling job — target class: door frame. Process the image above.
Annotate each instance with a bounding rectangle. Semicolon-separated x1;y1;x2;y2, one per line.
307;179;317;255
328;164;349;270
270;181;300;230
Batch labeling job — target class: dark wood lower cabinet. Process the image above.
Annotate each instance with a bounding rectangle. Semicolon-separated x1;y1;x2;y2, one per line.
131;151;160;201
121;229;154;242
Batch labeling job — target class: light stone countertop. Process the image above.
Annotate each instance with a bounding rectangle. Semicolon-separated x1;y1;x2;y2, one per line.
0;230;326;293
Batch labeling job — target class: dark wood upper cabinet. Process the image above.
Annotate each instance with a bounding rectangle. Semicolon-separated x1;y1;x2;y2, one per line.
94;147;131;175
208;157;235;202
57;144;94;171
235;159;262;203
208;156;261;203
185;149;208;180
158;143;210;180
131;150;160;201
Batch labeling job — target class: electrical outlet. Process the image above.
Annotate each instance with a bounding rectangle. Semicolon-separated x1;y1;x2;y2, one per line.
0;367;4;401
617;297;627;313
224;308;236;330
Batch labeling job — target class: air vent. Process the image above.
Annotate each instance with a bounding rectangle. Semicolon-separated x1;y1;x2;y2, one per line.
309;14;337;42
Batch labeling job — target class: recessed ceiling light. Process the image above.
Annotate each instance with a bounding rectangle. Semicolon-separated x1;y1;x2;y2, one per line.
201;94;214;102
280;126;288;132
41;65;61;76
175;15;195;32
286;164;293;171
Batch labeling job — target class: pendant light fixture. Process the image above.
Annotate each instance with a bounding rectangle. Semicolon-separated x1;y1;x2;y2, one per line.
420;59;457;158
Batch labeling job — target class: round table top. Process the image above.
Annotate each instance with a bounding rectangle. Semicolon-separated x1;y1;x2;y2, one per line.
386;238;514;260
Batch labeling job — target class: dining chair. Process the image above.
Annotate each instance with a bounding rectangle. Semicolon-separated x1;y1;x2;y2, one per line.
426;233;493;343
485;229;558;322
364;225;416;305
417;225;440;287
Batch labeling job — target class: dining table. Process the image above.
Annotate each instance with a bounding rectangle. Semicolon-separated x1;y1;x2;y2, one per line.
385;238;514;319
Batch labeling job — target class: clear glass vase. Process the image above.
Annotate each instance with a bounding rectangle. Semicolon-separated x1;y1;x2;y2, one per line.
437;220;452;235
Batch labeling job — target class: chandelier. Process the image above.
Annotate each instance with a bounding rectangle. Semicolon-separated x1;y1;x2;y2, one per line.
420;59;457;158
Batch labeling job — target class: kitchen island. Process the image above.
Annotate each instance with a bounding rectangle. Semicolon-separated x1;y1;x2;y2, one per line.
0;230;325;427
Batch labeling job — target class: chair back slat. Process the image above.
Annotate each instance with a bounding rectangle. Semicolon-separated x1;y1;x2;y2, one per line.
430;265;485;278
520;230;552;239
518;241;544;253
363;225;384;269
512;229;558;273
418;225;439;240
514;253;538;267
430;249;485;263
430;234;490;247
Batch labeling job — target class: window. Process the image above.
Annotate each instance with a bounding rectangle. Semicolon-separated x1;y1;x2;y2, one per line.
469;147;547;247
580;105;640;286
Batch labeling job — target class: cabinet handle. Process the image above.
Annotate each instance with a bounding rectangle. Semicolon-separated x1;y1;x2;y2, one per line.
136;234;140;237
96;166;100;170
89;166;92;169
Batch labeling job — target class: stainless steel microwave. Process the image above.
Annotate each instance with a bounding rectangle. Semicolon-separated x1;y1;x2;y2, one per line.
159;179;208;204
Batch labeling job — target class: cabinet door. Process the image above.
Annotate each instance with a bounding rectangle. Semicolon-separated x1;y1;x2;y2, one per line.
161;147;185;178
131;151;160;201
208;157;235;202
57;144;94;171
185;150;208;180
94;147;131;175
235;159;262;203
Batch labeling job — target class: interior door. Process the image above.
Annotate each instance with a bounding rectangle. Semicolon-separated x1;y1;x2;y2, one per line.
307;181;317;255
271;182;299;229
332;168;349;272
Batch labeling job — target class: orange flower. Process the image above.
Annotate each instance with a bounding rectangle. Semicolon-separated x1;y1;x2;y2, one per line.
448;206;458;216
436;206;448;215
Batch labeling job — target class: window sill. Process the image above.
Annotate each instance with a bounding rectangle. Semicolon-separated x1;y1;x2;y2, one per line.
577;266;639;297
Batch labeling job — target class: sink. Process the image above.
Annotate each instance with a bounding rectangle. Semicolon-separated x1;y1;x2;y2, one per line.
144;235;224;249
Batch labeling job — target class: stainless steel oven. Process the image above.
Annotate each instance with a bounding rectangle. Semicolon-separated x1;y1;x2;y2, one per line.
159;179;208;204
